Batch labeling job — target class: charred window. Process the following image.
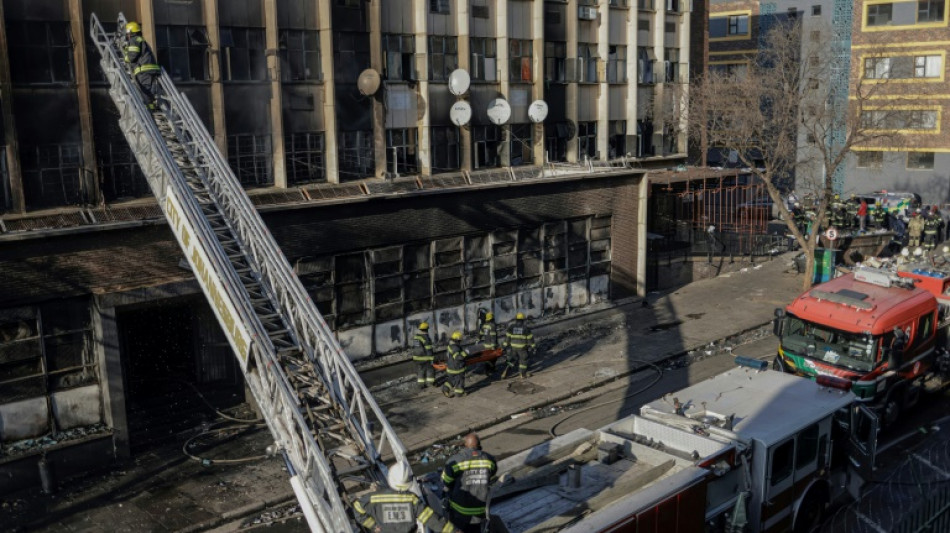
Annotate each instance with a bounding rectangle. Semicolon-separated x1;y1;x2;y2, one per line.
545;122;571;163
472;125;502;169
428;36;458;82
510;123;533;166
20;144;85;210
285;132;326;185
227;134;273;187
577;43;598;83
7;21;74;85
220;27;267;81
606;45;627;83
430;126;460;173
386;128;418;175
470;37;497;81
279;29;321;81
156;25;211;82
338;130;375;180
0;300;96;406
97;140;150;201
578;121;597;160
333;32;371;83
609;121;626;158
509;39;532;82
383;34;415;81
544;41;567;83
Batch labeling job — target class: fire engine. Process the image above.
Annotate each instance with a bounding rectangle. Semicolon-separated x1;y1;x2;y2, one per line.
488;363;879;533
772;267;950;428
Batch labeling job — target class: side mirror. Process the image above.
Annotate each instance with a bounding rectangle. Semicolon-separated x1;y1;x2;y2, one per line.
772;308;785;337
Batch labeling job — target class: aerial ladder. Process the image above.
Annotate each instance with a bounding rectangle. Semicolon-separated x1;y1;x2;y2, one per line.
89;13;410;532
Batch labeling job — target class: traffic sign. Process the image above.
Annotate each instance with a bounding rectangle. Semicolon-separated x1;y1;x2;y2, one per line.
825;228;838;241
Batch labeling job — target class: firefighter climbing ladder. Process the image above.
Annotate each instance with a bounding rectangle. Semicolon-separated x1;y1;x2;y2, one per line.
89;13;409;532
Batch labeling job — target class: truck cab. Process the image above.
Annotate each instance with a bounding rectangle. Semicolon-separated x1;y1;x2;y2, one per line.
773;267;942;427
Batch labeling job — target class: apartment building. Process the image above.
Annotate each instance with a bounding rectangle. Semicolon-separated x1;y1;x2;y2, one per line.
0;0;690;492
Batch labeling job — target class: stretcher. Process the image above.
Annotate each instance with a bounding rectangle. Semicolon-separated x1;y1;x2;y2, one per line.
431;347;505;372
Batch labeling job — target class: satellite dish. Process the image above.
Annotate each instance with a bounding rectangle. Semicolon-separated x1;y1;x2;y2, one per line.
357;69;382;96
448;69;471;96
487;98;511;125
449;100;472;126
527;100;549;124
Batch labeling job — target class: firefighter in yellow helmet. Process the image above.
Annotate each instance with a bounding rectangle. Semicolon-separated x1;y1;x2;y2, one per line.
411;322;435;390
478;311;498;350
443;331;469;398
122;21;163;110
352;461;457;533
503;312;535;379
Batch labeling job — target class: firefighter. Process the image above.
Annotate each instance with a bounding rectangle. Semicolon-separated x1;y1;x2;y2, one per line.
503;312;535;379
412;322;435;390
872;202;888;229
353;461;457;533
122;21;163;110
442;433;497;533
791;202;807;234
478;312;498;351
845;195;858;230
908;211;925;248
830;194;845;229
443;331;468;398
924;211;940;251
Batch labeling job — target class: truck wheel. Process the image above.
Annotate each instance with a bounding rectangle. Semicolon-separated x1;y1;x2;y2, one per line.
882;388;903;429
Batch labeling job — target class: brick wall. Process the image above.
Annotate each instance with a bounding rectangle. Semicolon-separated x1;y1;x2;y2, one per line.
0;173;643;306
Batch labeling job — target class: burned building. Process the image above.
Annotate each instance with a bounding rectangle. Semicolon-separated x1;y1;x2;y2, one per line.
0;0;688;493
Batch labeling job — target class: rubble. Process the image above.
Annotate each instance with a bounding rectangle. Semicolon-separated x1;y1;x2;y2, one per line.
0;424;110;459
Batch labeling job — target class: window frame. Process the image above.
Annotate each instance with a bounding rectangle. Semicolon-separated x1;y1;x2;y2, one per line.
220;26;267;82
428;35;458;82
918;0;946;23
907;151;936;170
509;39;533;82
430;0;451;14
471;37;498;81
382;33;416;82
7;20;75;86
278;29;322;82
866;3;894;27
856;151;884;168
156;24;211;83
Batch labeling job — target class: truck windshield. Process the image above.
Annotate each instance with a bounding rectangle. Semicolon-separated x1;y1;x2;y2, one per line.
783;314;878;372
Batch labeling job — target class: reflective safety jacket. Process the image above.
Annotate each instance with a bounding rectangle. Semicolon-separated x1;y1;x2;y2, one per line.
442;448;497;517
412;332;434;361
123;34;161;76
478;321;498;349
445;341;467;374
505;321;535;350
353;489;454;533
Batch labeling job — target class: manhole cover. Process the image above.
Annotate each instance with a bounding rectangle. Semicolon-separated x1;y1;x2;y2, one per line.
507;381;544;395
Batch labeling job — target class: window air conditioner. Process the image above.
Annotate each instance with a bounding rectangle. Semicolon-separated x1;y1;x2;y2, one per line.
578;6;598;20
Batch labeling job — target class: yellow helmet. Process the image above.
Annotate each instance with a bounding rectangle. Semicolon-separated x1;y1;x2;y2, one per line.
451;331;462;341
418;322;429;331
515;312;525;320
125;21;141;34
485;312;494;321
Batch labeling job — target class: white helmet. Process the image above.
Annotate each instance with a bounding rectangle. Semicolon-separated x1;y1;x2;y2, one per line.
387;461;411;491
914;247;924;257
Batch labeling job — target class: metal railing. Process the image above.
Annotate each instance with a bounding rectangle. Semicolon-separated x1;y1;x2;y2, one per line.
90;13;409;532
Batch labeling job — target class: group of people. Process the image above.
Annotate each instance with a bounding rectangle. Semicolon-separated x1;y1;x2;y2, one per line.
354;433;497;533
412;312;537;398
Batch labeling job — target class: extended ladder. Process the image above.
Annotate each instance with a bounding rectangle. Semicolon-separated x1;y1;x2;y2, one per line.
89;14;410;532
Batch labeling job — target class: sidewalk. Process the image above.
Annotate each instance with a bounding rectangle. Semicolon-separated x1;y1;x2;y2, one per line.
2;254;806;532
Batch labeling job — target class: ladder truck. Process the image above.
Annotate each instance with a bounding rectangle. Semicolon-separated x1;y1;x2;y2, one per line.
89;13;409;532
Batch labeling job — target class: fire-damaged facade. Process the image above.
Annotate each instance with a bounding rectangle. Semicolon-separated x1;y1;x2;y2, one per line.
0;0;686;494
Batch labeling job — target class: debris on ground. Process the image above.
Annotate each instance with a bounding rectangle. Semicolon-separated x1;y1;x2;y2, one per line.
0;424;111;459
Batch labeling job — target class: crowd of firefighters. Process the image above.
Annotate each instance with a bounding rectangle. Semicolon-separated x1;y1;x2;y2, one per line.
412;311;537;399
789;194;946;251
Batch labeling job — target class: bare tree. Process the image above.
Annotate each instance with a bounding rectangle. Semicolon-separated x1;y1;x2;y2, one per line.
689;19;912;289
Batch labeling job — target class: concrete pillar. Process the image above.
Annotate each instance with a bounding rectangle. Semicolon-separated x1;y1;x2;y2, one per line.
317;0;339;183
496;0;510;167
531;0;544;165
93;300;131;459
625;3;638;159
202;0;228;153
595;0;610;161
652;7;664;155
369;0;386;178
456;1;472;171
565;0;578;163
137;0;156;48
413;0;430;176
0;0;25;213
69;0;100;205
263;0;287;187
636;172;649;297
677;10;690;154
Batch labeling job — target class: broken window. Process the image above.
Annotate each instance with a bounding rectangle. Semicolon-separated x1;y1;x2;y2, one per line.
430;126;460;173
298;256;335;321
518;227;542;290
285;132;326;185
470;37;497;81
6;21;74;85
545;122;571;163
220;27;267;81
333;31;371;83
404;243;432;313
544;41;567;83
578;121;597;160
434;237;464;307
227;134;273;187
492;229;518;296
279;29;321;82
510;123;533;166
472;125;502;169
385;128;419;176
577;43;598;83
338;130;375;180
156;25;211;82
428;35;458;82
97;140;150;201
608;121;626;159
509;39;532;82
20;144;84;210
0;300;96;406
606;45;627;83
465;235;493;301
383;34;415;81
543;222;568;285
590;215;612;276
335;252;370;327
567;218;590;281
372;247;404;321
